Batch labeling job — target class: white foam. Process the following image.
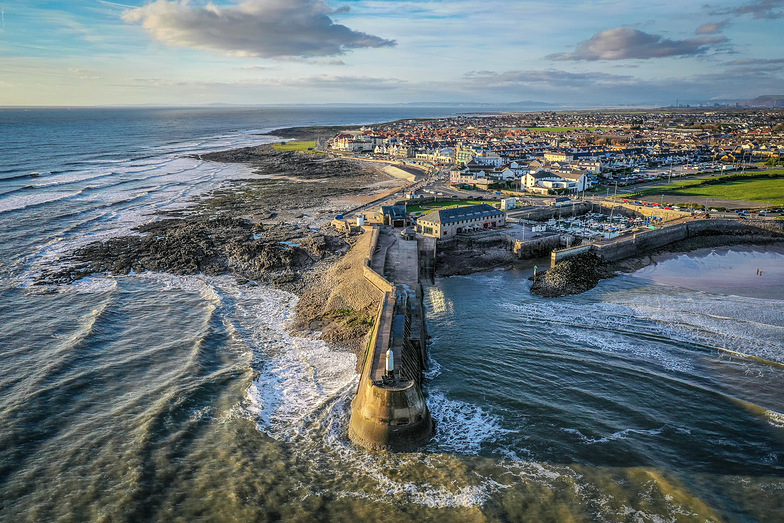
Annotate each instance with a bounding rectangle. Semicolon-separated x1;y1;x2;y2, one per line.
214;283;358;440
765;410;784;429
563;324;694;373
560;426;666;445
502;299;694;373
617;290;784;365
0;190;83;213
426;390;514;454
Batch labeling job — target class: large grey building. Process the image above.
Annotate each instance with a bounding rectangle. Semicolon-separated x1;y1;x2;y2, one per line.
416;204;505;239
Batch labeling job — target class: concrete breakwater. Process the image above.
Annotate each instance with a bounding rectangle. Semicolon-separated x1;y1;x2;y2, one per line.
551;218;784;267
534;219;784;297
348;227;434;451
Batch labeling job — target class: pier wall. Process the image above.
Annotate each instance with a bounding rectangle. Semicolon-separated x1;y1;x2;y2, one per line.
597;219;784;262
551;244;592;265
510;202;591;221
348;227;433;451
613;202;688;222
512;234;565;259
551;219;784;265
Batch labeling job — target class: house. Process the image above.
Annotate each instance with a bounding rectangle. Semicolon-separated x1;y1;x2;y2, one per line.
455;144;482;164
450;170;492;189
416;204;506;239
552;169;590;192
473;151;504;167
451;169;489;186
376;205;408;227
522;170;561;189
544;151;574;163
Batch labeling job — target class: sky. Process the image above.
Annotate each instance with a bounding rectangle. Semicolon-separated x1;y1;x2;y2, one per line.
0;0;782;107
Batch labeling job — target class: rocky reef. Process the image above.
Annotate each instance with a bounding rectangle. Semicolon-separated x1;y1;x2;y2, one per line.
530;251;613;297
36;217;348;290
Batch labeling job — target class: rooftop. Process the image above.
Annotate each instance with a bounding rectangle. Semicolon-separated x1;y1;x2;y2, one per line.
419;204;504;225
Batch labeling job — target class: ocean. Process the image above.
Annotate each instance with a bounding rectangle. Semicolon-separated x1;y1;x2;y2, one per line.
1;107;782;521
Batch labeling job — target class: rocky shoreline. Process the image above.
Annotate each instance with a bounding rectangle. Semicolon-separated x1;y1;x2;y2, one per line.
40;137;784;311
38;146;386;290
530;251;613;297
530;234;784;297
36;216;349;290
39;144;409;355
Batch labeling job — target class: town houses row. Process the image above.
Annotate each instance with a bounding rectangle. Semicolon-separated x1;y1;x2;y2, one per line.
327;110;784;194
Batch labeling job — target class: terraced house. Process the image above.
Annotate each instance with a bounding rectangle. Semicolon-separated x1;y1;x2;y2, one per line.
416;204;506;239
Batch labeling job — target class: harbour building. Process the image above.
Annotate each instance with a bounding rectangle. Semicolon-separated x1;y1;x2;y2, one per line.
415;204;506;239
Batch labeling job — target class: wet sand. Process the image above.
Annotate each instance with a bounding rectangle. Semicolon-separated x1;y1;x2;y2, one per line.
632;244;784;299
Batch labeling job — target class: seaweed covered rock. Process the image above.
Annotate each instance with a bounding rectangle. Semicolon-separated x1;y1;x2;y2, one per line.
36;217;348;289
530;251;613;297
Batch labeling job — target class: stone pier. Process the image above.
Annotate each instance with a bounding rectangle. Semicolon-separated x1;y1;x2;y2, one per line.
348;227;434;451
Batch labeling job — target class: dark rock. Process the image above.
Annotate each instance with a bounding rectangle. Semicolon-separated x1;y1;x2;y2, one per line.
530;251;613;297
36;216;348;289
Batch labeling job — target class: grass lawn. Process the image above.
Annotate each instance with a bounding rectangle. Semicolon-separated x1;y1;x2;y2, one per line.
270;140;321;153
628;170;784;206
405;199;495;214
673;178;784;205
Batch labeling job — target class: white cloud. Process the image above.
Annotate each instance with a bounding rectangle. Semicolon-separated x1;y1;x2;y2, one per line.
709;0;784;20
548;27;727;61
695;19;730;34
463;69;634;88
122;0;395;58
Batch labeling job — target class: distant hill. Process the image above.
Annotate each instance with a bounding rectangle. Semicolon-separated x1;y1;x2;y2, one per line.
741;95;784;108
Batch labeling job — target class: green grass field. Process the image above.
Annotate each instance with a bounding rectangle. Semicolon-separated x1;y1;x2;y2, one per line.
628;170;784;206
405;199;495;214
270;140;321;153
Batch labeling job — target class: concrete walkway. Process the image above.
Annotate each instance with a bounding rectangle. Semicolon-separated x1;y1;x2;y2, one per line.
383;232;419;288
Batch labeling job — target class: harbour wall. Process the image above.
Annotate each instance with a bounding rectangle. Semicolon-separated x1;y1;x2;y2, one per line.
509;202;591;221
551;219;784;265
348;227;433;451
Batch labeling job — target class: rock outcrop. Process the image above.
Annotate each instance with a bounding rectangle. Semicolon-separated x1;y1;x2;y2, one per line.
36;217;348;289
530;251;613;297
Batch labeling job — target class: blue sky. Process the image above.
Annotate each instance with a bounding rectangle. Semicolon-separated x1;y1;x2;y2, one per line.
1;0;782;106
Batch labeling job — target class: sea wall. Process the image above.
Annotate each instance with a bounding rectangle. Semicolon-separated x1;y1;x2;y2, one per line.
551;244;592;265
511;202;591;221
613;202;688;222
348;227;433;451
514;234;568;259
383;165;418;182
552;219;784;265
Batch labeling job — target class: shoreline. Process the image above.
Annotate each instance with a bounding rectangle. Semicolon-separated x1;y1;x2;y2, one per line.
610;233;784;274
41;143;410;358
41;139;784;346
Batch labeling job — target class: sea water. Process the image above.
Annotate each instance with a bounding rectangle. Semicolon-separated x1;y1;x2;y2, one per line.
1;108;783;521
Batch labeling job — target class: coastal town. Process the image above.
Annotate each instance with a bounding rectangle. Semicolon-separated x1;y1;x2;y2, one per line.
328;109;783;196
316;110;784;245
9;0;784;519
317;109;784;450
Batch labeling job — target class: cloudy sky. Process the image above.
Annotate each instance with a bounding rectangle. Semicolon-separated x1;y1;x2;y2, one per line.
1;0;782;106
